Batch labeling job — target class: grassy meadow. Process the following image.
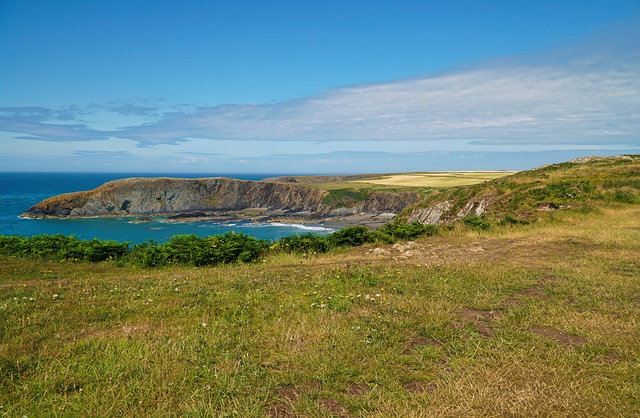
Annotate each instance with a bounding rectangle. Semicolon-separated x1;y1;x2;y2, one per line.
2;202;639;416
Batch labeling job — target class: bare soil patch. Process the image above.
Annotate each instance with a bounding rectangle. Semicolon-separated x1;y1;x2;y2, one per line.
268;382;322;417
530;326;587;347
275;386;300;403
594;352;621;364
345;383;368;396
404;380;437;394
319;398;349;417
403;336;442;354
267;404;298;418
458;308;504;337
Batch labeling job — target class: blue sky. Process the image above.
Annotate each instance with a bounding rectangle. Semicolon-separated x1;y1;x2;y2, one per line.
1;0;639;174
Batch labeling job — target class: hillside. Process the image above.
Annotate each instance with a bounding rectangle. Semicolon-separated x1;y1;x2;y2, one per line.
2;185;639;416
402;155;640;225
2;155;639;416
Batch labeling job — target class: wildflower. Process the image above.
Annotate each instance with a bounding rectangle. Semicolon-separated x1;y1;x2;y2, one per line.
52;294;59;299
201;322;207;327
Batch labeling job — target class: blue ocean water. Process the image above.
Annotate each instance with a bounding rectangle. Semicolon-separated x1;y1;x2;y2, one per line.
0;173;334;243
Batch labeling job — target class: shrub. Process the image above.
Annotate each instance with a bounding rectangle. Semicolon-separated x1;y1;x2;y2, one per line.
82;239;130;262
462;217;491;230
277;233;330;254
128;241;170;268
375;221;437;243
328;226;376;247
0;234;128;262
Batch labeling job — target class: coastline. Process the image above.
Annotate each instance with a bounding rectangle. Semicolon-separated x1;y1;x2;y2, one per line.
160;209;397;230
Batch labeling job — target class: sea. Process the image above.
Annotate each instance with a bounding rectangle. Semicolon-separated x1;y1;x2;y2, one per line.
0;172;334;244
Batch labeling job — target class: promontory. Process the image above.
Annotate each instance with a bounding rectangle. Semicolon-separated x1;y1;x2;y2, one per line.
21;176;422;225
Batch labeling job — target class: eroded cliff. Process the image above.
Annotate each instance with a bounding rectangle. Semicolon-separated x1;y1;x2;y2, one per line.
23;177;329;218
22;177;421;220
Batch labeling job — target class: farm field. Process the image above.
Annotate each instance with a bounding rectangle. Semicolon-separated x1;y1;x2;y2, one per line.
355;171;515;188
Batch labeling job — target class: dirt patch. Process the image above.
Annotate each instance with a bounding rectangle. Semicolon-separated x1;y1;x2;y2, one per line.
402;336;442;354
503;276;557;307
458;308;503;337
530;326;587;347
594;352;621;364
345;383;368;396
319;398;349;417
275;386;300;403
268;382;322;417
404;381;436;393
267;404;298;418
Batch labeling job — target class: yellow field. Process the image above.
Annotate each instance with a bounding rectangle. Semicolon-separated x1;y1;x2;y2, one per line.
356;171;515;187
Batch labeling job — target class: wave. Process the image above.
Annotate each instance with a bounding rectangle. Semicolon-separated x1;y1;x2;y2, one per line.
267;222;335;232
197;221;334;233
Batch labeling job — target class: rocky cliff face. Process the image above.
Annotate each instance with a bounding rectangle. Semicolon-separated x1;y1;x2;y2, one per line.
405;196;493;225
23;177;329;218
22;177;419;219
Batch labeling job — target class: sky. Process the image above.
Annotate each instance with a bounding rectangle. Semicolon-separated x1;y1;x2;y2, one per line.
1;0;639;174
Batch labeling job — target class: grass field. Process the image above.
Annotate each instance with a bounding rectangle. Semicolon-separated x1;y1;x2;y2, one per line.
355;171;514;188
1;203;639;416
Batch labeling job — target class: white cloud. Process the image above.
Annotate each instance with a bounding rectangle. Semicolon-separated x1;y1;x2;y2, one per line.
0;23;638;173
113;62;638;146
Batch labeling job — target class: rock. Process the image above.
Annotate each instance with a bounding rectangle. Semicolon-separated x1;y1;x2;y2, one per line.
406;201;452;225
456;198;490;218
369;248;390;257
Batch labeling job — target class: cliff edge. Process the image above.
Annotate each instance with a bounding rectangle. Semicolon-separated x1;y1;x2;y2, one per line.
22;177;421;220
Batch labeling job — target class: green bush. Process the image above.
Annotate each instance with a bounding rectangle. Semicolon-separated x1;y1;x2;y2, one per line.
375;221;437;243
82;239;130;262
0;219;443;267
462;217;491;230
278;233;330;254
328;226;376;247
128;241;170;268
0;234;128;262
128;233;268;267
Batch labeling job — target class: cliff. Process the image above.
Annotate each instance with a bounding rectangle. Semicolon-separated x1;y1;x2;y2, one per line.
22;177;421;219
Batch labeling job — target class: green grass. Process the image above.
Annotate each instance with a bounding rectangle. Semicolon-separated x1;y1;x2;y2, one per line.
399;155;640;223
2;202;639;416
2;157;639;416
